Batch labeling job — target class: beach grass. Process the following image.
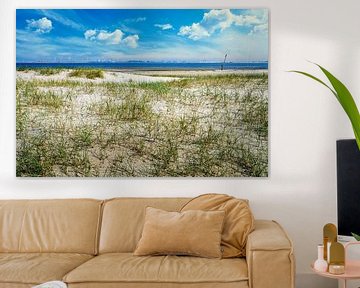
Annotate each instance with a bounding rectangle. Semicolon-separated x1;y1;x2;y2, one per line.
38;68;62;76
16;67;63;75
16;69;268;177
68;69;104;79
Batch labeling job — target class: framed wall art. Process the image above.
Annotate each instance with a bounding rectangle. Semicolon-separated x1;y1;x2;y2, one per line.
16;9;269;177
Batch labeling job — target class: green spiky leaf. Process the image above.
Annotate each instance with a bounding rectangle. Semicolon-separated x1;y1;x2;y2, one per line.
351;232;360;241
290;64;360;150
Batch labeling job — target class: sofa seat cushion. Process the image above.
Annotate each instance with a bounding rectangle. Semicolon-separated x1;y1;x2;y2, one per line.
64;253;248;285
0;253;93;285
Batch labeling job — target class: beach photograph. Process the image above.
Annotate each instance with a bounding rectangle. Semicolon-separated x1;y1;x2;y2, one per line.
16;9;269;177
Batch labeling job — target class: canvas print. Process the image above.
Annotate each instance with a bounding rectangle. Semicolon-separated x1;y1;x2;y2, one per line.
16;9;269;177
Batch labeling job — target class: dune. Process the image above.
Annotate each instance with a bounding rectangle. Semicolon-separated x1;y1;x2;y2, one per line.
16;69;179;83
16;68;268;177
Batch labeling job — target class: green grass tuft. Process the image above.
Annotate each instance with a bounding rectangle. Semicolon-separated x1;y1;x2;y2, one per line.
68;69;104;79
38;68;62;76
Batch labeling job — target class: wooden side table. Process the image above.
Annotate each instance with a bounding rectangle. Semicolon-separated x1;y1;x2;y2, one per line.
311;242;360;288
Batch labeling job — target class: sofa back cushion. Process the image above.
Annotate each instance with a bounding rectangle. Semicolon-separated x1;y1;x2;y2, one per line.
181;194;254;258
0;199;102;254
99;198;189;253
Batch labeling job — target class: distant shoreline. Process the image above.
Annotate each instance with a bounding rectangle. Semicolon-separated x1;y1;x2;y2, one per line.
16;62;268;71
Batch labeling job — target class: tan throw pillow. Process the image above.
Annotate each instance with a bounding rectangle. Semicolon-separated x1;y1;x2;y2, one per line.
134;207;225;258
181;193;254;258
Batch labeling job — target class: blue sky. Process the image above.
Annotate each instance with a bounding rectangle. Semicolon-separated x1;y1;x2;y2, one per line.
16;9;268;63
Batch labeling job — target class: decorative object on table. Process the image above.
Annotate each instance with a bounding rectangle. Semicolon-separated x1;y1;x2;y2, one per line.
314;244;328;272
318;223;345;275
323;223;337;262
32;281;67;288
329;242;345;275
16;9;269;178
312;239;360;288
328;264;345;275
290;63;360;150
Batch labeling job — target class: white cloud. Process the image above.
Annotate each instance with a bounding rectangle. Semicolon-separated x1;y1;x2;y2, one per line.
84;29;97;40
178;9;268;40
125;17;146;23
249;23;268;35
178;23;210;40
154;23;173;30
26;17;53;33
84;28;139;47
247;9;268;35
203;9;260;32
123;35;139;48
247;9;268;23
97;29;124;44
135;17;146;22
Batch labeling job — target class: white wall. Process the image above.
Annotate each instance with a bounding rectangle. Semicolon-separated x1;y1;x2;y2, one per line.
1;0;359;287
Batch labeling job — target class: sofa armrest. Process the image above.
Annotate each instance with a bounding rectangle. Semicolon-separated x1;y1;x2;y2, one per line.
246;220;295;288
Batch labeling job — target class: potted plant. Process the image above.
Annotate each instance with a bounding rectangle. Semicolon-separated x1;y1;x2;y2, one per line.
291;63;360;240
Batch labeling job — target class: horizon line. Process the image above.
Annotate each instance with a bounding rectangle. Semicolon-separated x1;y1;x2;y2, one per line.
16;60;269;64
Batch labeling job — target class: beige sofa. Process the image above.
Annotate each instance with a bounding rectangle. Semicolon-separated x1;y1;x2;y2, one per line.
0;198;295;288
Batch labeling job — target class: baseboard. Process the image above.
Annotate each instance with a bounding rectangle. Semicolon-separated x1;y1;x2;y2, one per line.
296;273;337;288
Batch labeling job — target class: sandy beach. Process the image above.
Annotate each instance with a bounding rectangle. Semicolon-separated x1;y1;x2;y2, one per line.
16;68;268;177
16;68;266;83
17;69;179;83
